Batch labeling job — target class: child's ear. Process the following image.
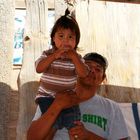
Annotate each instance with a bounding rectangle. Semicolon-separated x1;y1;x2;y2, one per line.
52;37;55;45
52;36;55;42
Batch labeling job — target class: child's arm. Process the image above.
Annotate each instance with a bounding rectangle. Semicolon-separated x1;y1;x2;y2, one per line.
35;49;67;73
35;52;55;73
67;49;89;78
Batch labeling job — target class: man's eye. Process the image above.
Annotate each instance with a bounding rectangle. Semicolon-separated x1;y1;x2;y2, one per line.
95;68;101;72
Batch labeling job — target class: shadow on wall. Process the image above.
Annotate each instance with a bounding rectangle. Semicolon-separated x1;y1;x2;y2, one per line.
0;82;11;140
16;81;39;140
98;85;140;103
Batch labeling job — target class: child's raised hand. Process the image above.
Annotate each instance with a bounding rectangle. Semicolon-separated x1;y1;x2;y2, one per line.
53;48;67;59
67;48;77;58
61;45;75;59
54;45;74;59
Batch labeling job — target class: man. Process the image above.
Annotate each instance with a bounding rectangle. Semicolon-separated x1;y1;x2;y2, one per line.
27;52;129;140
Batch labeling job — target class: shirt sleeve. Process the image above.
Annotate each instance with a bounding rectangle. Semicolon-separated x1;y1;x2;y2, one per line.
32;106;42;121
53;128;69;140
108;103;129;140
35;50;48;68
35;49;54;68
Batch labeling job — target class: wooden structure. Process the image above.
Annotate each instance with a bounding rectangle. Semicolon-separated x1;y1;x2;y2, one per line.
15;0;140;139
76;0;140;101
16;0;48;139
99;0;140;4
0;0;14;140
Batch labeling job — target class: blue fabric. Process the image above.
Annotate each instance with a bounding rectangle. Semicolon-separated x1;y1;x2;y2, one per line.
132;103;140;140
37;97;81;129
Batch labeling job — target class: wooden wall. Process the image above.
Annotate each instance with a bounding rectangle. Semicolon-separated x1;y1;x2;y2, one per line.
16;0;140;139
0;0;14;140
16;0;49;139
76;0;140;102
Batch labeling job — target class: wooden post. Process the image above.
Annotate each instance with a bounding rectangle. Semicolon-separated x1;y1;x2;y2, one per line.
16;0;48;139
0;0;14;139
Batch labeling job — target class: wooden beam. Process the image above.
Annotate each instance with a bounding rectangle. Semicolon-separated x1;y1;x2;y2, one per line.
97;0;140;4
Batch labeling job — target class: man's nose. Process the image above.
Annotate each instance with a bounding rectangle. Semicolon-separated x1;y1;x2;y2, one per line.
91;68;95;73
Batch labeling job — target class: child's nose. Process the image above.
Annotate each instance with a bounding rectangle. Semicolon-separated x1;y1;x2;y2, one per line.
63;37;69;43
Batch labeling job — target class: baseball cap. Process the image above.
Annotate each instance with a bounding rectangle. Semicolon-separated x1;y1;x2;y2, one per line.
83;52;108;71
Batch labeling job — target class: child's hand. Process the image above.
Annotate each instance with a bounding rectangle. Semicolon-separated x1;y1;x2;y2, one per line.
53;48;67;59
54;45;74;59
61;45;78;59
66;48;77;59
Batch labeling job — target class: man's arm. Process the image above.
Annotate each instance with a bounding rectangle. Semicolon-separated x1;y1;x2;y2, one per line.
27;101;61;140
27;91;80;140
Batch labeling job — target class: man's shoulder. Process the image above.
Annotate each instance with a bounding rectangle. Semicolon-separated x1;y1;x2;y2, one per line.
86;95;120;111
96;94;117;103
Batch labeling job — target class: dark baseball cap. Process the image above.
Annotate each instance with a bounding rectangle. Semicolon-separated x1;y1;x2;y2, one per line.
83;52;108;71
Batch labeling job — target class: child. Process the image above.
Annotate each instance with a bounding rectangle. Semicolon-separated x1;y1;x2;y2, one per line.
35;9;89;138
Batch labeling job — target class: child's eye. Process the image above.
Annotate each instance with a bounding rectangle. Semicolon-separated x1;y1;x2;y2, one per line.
69;35;75;40
59;34;64;38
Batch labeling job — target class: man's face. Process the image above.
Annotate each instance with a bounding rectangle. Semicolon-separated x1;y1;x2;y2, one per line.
85;60;105;86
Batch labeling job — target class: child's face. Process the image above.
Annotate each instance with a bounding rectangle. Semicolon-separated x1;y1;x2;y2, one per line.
53;28;76;49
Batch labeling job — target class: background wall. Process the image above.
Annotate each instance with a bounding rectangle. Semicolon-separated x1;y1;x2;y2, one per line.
76;0;140;101
0;0;140;140
17;0;140;139
0;0;15;140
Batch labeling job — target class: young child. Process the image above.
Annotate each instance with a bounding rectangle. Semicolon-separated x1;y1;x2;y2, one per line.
35;9;89;138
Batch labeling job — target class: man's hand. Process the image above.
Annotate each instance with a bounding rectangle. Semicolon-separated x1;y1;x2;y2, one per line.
69;121;89;140
54;90;80;110
69;121;106;140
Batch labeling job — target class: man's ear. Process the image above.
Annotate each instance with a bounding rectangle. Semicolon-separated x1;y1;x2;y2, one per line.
103;73;106;80
102;74;107;84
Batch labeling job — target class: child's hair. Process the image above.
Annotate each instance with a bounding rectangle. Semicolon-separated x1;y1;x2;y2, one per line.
50;9;80;50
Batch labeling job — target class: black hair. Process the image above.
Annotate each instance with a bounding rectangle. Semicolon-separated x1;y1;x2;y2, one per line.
50;8;80;50
83;52;108;72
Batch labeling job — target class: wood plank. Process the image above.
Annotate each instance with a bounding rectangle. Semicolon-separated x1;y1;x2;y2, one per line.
97;0;140;4
76;0;140;102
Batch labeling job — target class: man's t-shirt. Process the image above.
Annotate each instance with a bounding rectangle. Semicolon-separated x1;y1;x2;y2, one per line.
33;94;129;140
